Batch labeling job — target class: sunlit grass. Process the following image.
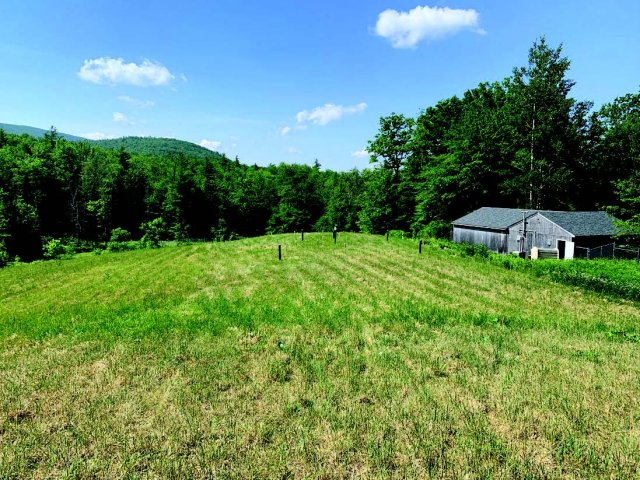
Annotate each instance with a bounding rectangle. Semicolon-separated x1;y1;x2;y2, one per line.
1;233;639;478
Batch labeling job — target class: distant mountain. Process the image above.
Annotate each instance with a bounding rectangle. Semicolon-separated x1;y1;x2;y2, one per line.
93;136;223;159
0;123;223;159
0;123;84;142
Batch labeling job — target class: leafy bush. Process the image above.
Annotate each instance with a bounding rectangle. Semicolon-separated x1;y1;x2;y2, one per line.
141;218;166;248
43;238;71;260
462;243;490;258
106;228;140;252
387;230;409;239
107;240;141;252
416;221;451;239
0;242;9;267
109;228;132;243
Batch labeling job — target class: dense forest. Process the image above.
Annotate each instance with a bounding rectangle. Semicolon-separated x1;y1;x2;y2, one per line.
0;38;638;265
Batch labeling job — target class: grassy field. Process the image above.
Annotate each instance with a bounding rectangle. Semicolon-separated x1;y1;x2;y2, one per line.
1;233;640;478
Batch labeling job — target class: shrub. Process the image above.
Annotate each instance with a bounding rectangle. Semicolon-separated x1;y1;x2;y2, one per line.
107;240;141;252
141;218;166;248
387;229;408;239
0;242;8;267
416;221;451;239
43;238;69;260
109;228;132;243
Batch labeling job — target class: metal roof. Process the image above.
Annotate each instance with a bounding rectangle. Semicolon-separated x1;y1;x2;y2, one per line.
453;207;617;237
537;211;616;237
452;207;535;230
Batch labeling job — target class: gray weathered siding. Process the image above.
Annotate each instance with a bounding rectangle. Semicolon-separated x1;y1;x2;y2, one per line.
508;213;573;253
453;226;509;253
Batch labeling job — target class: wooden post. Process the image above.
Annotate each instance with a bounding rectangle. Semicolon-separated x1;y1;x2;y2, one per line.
333;226;337;244
419;240;422;254
386;231;389;242
301;230;304;241
278;244;282;260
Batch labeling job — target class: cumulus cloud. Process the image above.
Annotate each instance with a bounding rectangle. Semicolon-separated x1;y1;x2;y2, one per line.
296;102;367;126
375;5;485;48
83;132;116;140
118;95;155;108
351;149;369;158
78;57;175;86
281;102;367;135
112;112;131;124
199;139;222;151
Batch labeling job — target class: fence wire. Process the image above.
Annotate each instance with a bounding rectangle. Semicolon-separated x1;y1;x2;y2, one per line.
574;243;640;261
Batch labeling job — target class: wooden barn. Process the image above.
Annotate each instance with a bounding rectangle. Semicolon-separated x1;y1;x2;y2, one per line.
452;207;617;259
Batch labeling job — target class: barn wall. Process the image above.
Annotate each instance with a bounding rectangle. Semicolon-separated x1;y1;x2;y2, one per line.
453;226;508;253
508;214;573;253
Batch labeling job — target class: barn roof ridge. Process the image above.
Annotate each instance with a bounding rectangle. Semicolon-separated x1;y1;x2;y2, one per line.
452;207;617;236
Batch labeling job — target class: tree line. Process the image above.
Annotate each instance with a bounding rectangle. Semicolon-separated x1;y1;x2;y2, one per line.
0;38;638;265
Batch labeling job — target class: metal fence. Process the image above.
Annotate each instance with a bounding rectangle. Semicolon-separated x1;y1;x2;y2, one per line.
574;243;640;261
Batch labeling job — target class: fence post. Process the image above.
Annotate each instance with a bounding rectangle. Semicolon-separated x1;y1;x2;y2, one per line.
386;231;389;242
278;244;282;260
419;240;423;254
301;230;304;241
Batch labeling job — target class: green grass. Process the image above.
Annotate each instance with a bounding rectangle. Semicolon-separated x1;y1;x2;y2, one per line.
1;233;640;478
450;240;640;303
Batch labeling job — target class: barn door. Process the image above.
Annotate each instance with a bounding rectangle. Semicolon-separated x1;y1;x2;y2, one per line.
557;240;566;259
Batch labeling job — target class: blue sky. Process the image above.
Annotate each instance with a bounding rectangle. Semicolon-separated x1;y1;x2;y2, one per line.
1;1;639;171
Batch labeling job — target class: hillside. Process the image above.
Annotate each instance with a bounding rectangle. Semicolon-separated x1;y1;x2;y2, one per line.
0;123;223;159
0;122;84;142
1;233;639;478
93;136;224;159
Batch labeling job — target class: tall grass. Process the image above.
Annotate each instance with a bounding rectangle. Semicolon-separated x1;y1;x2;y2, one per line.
1;233;639;478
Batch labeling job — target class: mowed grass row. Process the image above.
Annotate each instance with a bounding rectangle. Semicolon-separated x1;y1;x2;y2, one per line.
1;233;639;478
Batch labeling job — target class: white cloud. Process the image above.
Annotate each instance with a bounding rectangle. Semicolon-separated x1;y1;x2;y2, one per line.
82;132;116;140
199;139;222;151
351;149;369;158
78;57;175;86
280;126;292;136
118;95;155;108
375;5;485;49
112;112;131;124
296;102;367;126
287;146;301;154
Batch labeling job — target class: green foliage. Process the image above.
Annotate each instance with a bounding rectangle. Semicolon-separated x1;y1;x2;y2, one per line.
415;220;451;239
140;218;166;248
109;227;132;243
386;229;408;239
42;238;72;260
0;241;8;267
106;227;141;252
92;136;224;160
107;240;142;252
